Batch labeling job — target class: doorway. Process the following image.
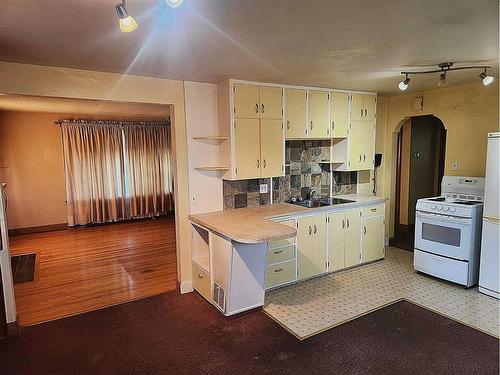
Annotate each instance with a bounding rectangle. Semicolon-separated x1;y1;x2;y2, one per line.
390;115;446;251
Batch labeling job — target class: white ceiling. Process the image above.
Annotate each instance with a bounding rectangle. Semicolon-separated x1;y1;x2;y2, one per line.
0;0;498;94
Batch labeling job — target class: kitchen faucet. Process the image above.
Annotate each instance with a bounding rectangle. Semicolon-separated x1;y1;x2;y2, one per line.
309;187;320;200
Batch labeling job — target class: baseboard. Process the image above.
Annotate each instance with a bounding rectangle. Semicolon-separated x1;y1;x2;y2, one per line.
385;237;389;246
180;281;193;294
3;316;20;338
9;223;68;236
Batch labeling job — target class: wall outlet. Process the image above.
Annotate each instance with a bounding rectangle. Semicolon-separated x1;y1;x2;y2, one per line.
451;161;459;171
260;184;268;194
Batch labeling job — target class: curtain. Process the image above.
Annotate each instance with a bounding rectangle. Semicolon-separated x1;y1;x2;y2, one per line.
61;124;126;226
123;125;174;218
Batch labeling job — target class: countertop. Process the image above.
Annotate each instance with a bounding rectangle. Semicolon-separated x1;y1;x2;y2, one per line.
189;194;386;244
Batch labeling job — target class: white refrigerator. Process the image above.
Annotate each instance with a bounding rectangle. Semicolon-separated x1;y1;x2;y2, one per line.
479;133;500;299
0;183;17;331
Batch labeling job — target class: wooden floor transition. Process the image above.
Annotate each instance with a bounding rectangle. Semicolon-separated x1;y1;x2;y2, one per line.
9;216;177;326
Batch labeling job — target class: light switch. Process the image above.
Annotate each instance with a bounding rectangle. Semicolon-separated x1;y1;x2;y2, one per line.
260;184;268;194
451;161;458;171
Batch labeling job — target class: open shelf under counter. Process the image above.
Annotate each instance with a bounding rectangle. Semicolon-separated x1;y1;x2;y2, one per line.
192;255;209;274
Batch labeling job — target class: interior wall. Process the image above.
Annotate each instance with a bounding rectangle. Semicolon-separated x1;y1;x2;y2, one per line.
376;81;499;238
184;81;223;214
0;61;192;289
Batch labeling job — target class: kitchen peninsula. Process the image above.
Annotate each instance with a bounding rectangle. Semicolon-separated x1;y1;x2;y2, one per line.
189;194;386;316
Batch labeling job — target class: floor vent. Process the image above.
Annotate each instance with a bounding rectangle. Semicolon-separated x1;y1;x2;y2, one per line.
213;283;225;312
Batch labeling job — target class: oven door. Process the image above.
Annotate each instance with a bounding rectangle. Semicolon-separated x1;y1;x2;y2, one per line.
415;211;473;260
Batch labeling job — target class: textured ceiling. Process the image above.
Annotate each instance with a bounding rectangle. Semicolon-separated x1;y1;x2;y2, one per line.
0;0;498;93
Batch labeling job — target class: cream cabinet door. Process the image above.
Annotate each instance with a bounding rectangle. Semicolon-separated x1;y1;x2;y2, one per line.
364;95;377;121
327;212;345;271
362;216;385;262
284;88;307;139
312;214;327;274
234;119;261;179
359;122;375;170
331;92;349;138
234;84;260;118
260;87;283;119
297;216;315;280
350;93;364;121
348;121;363;170
308;91;330;139
260;119;284;177
344;209;361;267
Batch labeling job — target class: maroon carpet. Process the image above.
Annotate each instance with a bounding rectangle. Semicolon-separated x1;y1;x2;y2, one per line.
1;291;498;374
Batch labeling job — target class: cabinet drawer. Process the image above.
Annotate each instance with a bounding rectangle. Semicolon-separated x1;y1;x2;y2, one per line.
363;204;385;218
192;264;210;301
269;219;295;248
266;260;295;288
267;244;295;264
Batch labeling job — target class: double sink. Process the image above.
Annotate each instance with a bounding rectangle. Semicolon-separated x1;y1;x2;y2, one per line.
289;197;355;208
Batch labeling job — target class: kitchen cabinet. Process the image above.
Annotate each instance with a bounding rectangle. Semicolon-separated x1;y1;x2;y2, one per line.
331;92;349;138
327;208;362;270
260;119;284;177
361;205;385;262
347;121;375;171
284;88;307;138
308;91;330;139
234;84;282;119
297;214;327;280
350;93;377;121
266;218;296;289
234;119;261;179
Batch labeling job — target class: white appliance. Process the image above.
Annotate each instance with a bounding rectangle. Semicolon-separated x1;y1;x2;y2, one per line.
0;183;17;330
414;176;484;287
479;133;500;298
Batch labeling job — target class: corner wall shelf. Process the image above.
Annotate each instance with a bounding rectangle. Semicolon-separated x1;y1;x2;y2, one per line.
194;166;229;172
192;136;229;141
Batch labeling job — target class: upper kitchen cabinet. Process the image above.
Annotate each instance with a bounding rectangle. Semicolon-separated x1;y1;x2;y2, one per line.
284;88;307;139
218;80;285;180
234;84;282;119
347;121;375;171
308;91;330;139
331;92;349;138
350;93;377;122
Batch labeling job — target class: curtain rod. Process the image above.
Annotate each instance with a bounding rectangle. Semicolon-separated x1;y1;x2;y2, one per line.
54;119;170;126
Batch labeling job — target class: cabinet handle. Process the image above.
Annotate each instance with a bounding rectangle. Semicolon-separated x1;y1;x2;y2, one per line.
308;226;312;235
359;154;362;162
364;226;367;235
197;273;203;279
274;268;283;273
287;120;290;130
363;154;366;162
332;120;335;129
313;224;317;234
263;159;267;168
310;120;314;130
261;103;265;113
360;108;363;117
342;219;345;229
371;208;377;212
255;103;259;113
274;249;283;255
364;108;367;117
346;219;350;228
257;159;260;168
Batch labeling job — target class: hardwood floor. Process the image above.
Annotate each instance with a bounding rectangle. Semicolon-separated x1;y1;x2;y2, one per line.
9;216;178;327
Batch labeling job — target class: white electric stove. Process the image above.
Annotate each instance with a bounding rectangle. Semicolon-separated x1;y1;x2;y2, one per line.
414;176;485;287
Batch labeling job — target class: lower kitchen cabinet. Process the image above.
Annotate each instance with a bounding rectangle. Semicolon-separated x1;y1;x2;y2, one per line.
266;260;295;288
361;215;385;262
297;214;327;280
327;208;362;271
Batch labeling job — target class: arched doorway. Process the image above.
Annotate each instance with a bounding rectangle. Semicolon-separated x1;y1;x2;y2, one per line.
390;115;446;251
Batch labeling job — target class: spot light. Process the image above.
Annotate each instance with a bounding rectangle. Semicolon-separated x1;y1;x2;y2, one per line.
479;69;495;86
165;0;184;8
116;2;138;33
398;74;410;91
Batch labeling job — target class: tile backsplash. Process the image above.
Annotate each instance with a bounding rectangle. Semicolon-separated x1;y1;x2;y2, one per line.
223;140;358;210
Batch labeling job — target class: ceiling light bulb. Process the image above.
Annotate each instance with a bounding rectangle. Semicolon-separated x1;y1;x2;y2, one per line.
165;0;184;8
116;3;138;33
479;71;495;86
398;76;410;91
438;72;446;87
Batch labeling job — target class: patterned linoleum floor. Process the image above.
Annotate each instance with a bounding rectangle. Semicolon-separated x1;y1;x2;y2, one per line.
264;247;500;340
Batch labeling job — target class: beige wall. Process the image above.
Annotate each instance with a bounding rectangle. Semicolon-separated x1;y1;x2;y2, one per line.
0;112;67;228
376;82;500;237
0;62;192;289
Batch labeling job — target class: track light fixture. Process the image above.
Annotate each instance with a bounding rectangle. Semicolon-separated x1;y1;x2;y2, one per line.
398;74;410;91
398;62;495;91
116;1;138;33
